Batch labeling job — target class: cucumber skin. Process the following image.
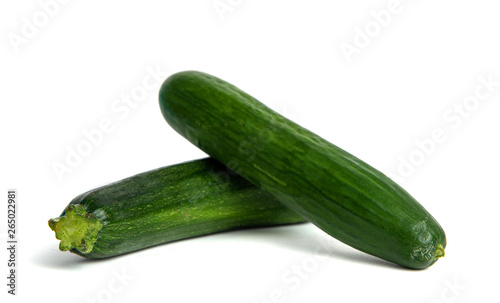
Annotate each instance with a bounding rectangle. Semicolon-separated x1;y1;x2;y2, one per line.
57;158;306;259
159;71;447;269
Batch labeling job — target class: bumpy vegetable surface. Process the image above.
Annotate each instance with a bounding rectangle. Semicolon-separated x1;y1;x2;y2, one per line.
159;71;446;269
48;158;305;258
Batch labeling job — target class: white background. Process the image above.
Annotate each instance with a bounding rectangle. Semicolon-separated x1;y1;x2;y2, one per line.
1;0;499;302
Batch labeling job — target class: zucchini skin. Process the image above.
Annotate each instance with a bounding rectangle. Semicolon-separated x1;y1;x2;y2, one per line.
49;158;305;259
159;71;447;269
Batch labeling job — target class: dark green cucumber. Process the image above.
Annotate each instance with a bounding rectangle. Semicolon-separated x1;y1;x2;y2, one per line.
159;71;447;269
48;158;305;258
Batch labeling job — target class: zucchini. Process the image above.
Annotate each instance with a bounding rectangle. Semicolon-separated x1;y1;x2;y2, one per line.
48;158;305;258
159;71;447;269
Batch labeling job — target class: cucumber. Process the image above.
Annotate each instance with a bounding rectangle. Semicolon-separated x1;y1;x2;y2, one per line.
159;71;447;269
48;158;305;258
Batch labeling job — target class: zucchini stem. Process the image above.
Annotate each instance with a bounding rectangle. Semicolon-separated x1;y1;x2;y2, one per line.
435;243;445;260
48;204;103;254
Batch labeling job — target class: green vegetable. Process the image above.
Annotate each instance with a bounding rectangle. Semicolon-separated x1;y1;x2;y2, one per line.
159;71;447;269
48;158;305;258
